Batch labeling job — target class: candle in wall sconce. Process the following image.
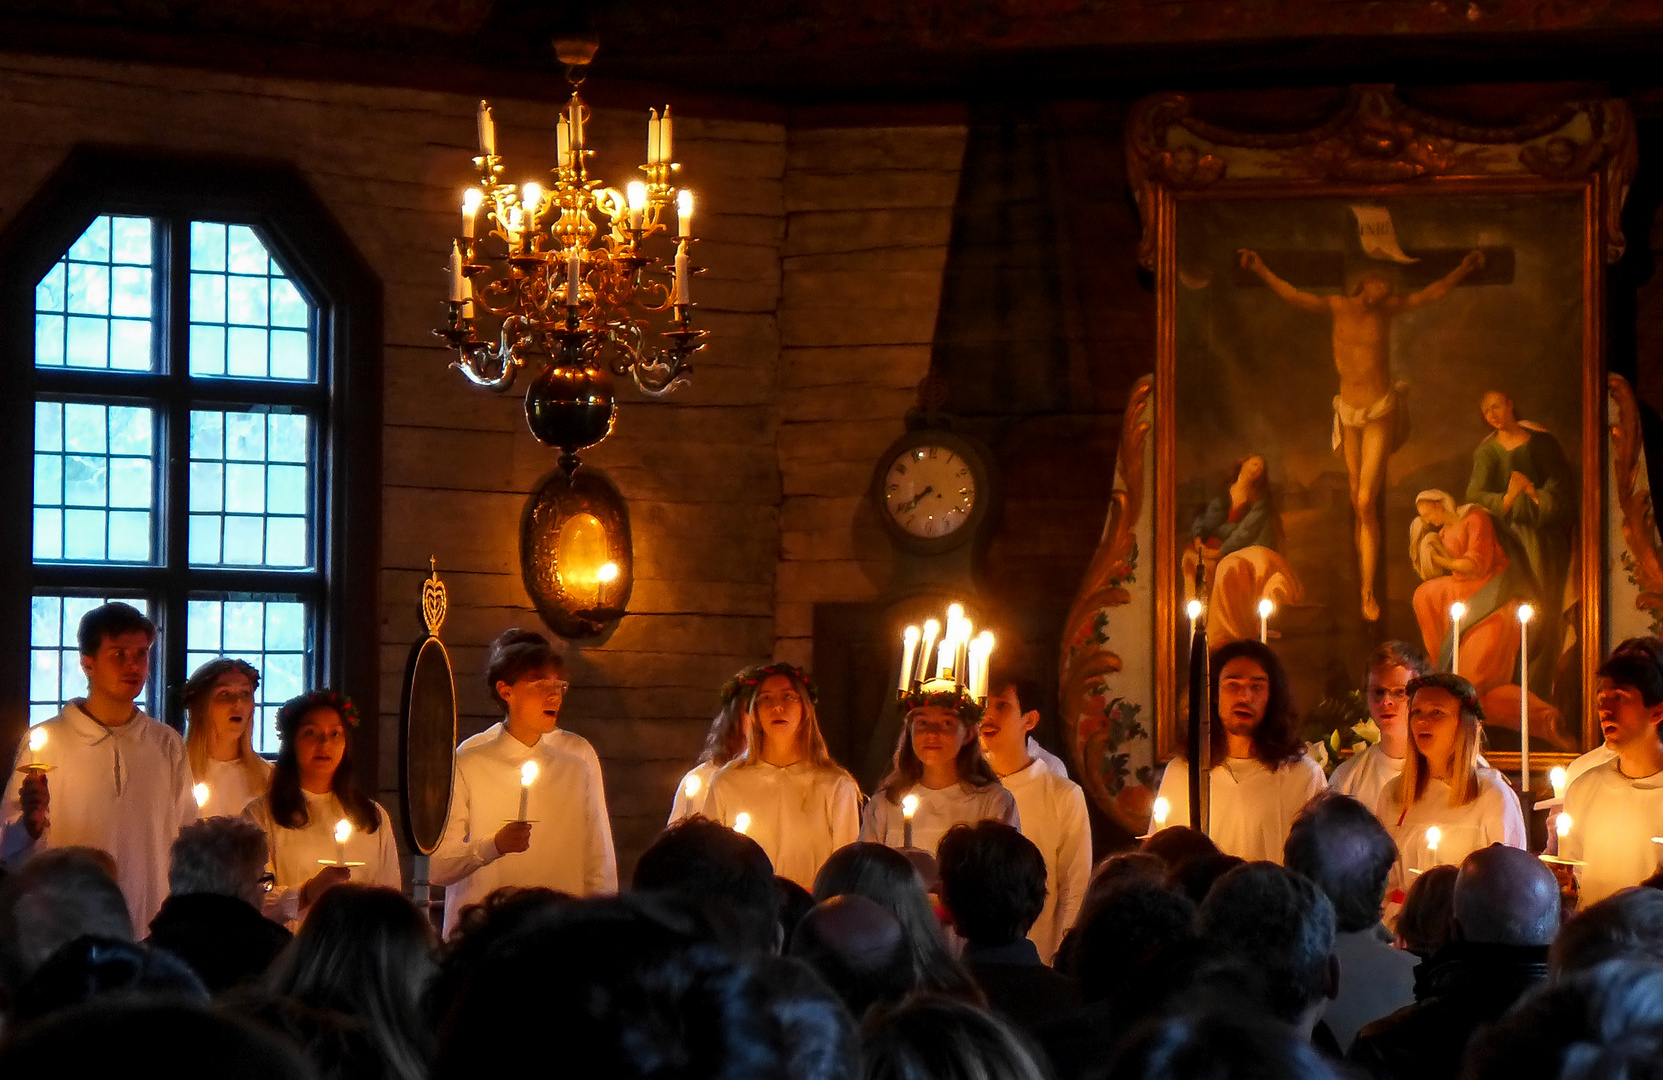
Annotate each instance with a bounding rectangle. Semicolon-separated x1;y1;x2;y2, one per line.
193;783;210;811
334;819;352;868
902;793;920;850
898;626;920;692
518;760;538;822
1258;598;1274;644
1518;604;1534;793
1449;603;1466;675
733;812;752;836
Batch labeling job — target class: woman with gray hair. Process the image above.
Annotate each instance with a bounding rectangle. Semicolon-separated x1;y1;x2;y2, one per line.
146;816;291;993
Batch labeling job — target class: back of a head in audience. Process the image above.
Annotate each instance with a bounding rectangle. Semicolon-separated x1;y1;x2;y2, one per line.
169;816;270;904
1197;862;1337;1030
1284;791;1397;933
789;895;914;1019
1141;827;1220;873
0;847;132;999
862;995;1050;1080
1463;959;1663;1080
1054;853;1171;976
1454;845;1560;947
1077;880;1199;1004
1104;1009;1342;1080
9;935;207;1024
434;893;858;1080
425;885;571;1026
265;884;437;1080
633;816;782;954
936;822;1048;949
0;999;315;1080
813;842;981;1002
1177;852;1247;906
1397;863;1459;957
1551;887;1663;976
778;875;817;945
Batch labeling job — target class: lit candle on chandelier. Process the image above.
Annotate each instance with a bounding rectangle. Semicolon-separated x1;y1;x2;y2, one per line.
902;793;920;850
677;189;693;239
518;759;538;822
1258;598;1274;644
627;181;647;233
660;105;673;163
674;240;690;306
193;783;210;810
647;108;660;165
899;625;920;692
1518;604;1534;794
1449;602;1466;675
461;188;483;240
448;240;470;304
522;183;543;228
334;818;352;868
569;96;584;156
557;117;571;169
476;100;495;158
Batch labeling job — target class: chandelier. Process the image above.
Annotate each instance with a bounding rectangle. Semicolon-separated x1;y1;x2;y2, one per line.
435;39;703;474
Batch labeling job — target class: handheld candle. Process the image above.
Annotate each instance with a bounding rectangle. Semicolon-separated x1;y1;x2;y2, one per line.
1426;825;1442;864
17;727;53;774
193;783;210;810
1152;796;1170;831
683;772;702;800
1557;812;1573;839
334;819;352;868
902;792;920;850
518;760;539;822
733;812;752;836
1551;767;1567;800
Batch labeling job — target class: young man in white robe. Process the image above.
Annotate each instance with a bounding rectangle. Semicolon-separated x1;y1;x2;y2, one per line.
978;674;1091;964
1560;647;1663;905
1;602;197;933
1156;639;1326;863
1330;642;1429;817
433;656;615;938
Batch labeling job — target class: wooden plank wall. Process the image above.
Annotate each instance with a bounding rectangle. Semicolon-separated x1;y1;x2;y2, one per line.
775;125;968;664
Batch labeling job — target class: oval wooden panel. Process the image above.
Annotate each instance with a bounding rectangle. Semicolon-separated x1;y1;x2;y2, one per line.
400;635;457;855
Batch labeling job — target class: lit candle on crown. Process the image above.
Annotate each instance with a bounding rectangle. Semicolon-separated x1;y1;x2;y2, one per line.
902;793;920;850
918;620;940;683
193;783;210;810
898;625;921;692
1449;603;1466;674
334;819;352;868
518;760;539;822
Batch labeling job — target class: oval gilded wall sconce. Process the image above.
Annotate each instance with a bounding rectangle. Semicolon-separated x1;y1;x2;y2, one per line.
520;466;633;640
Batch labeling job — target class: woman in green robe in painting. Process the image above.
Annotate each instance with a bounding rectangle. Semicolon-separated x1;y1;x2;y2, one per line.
1465;390;1575;698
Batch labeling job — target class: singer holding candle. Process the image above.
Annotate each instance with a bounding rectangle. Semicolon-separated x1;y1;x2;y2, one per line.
700;662;861;890
1329;642;1432;819
1560;647;1663;906
1376;673;1525;898
430;633;615;938
667;689;750;826
181;657;272;819
244;690;400;926
0;602;198;934
1154;640;1325;863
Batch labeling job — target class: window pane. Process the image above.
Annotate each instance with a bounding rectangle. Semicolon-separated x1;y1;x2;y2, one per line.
36;216;155;373
188;408;313;569
29;594;156;722
184;596;312;754
34;400;157;565
188;221;315;382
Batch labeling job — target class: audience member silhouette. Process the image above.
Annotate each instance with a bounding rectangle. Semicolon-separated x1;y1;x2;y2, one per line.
1198;862;1338;1043
632;815;782;955
862;995;1050;1080
9;934;206;1024
789;894;915;1020
1396;863;1458;958
1462;959;1663;1080
0;846;131;1007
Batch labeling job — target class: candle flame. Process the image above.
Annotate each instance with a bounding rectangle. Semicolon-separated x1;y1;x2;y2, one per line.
1449;602;1466;621
733;812;752;835
522;182;543;211
28;727;47;753
1257;598;1274;618
193;783;210;809
678;189;693;215
463;188;483;213
923;619;940;638
947;602;965;622
521;760;540;787
334;819;352;845
1550;766;1567;798
901;793;920;819
1557;812;1573;838
626;181;647;211
903;625;920;644
1426;825;1442;851
1185;599;1203;621
1152;796;1170;827
597;561;619;583
1518;603;1535;624
684;772;702;799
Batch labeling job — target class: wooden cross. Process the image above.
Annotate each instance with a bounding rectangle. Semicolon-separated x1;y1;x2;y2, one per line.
1233;245;1513;290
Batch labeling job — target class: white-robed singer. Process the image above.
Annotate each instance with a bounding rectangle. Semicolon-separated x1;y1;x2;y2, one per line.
668;687;749;826
978;676;1091;964
1330;642;1430;819
1377;673;1525;897
1;603;197;933
860;689;1019;857
245;690;399;925
700;663;861;889
433;631;617;937
181;657;273;819
1156;640;1326;863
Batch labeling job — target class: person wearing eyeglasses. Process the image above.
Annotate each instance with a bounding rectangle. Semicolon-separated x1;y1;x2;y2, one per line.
699;662;861;890
1330;642;1432;820
181;658;273;819
432;629;617;938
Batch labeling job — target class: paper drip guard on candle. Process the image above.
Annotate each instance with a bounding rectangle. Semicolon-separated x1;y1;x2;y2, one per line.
1541;813;1586;867
1534;766;1570;810
16;727;54;773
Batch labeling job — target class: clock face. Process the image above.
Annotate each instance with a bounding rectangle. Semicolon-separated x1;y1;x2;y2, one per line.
883;445;977;539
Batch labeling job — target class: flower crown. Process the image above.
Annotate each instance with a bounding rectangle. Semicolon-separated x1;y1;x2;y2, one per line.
275;689;361;735
898;684;985;724
1405;673;1485;720
720;662;817;709
176;657;262;711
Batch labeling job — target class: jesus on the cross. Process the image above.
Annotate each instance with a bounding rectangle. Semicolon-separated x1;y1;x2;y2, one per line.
1237;247;1487;623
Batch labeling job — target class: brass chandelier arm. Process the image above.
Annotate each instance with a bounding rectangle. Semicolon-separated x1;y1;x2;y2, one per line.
448;314;528;392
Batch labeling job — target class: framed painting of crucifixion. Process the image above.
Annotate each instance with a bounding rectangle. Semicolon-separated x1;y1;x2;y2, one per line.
1058;86;1649;835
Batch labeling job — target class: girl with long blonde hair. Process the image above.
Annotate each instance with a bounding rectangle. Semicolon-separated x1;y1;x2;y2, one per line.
182;657;272;818
702;662;862;888
1378;673;1525;897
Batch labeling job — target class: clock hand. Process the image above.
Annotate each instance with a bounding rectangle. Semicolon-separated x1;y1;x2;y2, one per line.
900;485;935;513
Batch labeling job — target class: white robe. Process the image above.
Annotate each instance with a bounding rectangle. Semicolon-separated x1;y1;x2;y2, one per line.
668;760;721;826
245;790;402;924
1155;755;1326;863
1329;744;1405;820
858;781;1020;856
1377;767;1526;893
196;755;272;819
1001;758;1092;963
702;759;861;889
1029;737;1069;779
1560;761;1663;905
457;723;618;886
1565;744;1619;790
1;704;197;934
432;725;616;937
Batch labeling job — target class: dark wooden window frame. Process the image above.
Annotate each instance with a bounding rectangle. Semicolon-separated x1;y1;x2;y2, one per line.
0;147;383;788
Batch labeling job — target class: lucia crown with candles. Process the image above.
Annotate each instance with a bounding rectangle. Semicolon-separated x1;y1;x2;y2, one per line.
896;604;996;719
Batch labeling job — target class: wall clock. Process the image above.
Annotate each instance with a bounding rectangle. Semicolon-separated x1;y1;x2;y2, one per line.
872;428;994;555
